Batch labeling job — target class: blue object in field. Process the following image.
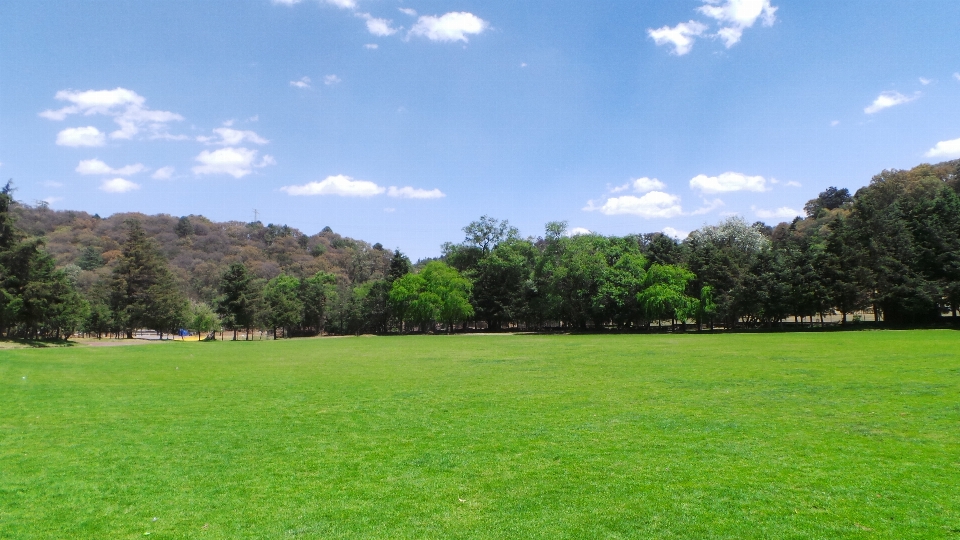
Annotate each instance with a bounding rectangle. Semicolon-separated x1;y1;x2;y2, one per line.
179;329;189;336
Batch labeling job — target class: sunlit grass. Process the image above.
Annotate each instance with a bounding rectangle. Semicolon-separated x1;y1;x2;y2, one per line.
2;331;958;538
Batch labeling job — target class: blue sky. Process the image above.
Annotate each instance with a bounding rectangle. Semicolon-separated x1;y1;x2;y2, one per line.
2;0;960;259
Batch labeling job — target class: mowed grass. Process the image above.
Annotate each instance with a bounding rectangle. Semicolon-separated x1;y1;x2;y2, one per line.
1;332;959;539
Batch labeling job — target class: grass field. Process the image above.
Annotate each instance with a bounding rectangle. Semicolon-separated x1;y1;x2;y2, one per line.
2;331;959;538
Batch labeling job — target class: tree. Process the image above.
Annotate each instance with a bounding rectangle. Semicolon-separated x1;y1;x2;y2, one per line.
215;262;258;340
175;216;193;238
462;215;519;254
638;264;698;329
264;274;303;338
389;262;473;333
189;302;219;340
109;220;186;338
300;271;337;335
804;187;853;218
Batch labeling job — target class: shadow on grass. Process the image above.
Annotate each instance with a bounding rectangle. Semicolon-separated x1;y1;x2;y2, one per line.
0;337;78;349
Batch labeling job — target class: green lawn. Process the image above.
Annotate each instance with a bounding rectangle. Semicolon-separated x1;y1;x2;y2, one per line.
1;332;959;538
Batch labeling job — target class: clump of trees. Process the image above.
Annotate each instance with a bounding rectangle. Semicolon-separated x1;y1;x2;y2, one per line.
2;158;959;340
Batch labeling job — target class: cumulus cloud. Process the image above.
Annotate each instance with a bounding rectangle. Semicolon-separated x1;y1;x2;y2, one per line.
76;159;145;176
613;177;667;193
648;20;708;55
40;87;183;140
387;186;445;199
864;91;918;114
325;0;356;8
399;8;417;16
690;198;725;215
290;76;311;89
698;0;777;47
281;175;386;197
785;180;802;187
100;178;140;193
359;14;398;36
567;227;592;236
585;191;683;218
198;127;269;146
925;137;960;159
690;172;768;194
364;43;379;49
324;75;342;86
753;206;801;220
56;126;106;147
192;147;274;178
152;166;175;180
662;226;689;240
410;12;488;42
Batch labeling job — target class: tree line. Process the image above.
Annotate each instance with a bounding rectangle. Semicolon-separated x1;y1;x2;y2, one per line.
0;158;958;340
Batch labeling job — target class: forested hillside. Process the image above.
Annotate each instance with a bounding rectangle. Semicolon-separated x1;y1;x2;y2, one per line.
1;158;958;340
10;205;392;302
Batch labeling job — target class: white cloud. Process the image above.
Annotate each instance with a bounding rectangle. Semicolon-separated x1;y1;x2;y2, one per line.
281;175;386;197
324;75;342;86
56;126;106;147
360;15;398;36
648;20;708;55
290;76;311;89
919;77;932;85
399;8;417;16
690;172;768;194
662;226;689;240
690;198;725;215
585;191;683;218
631;177;666;193
753;206;800;220
954;73;960;82
152;166;175;180
925;137;960;159
698;0;777;48
567;227;592;236
364;43;379;49
831;120;840;127
76;159;145;176
43;181;64;188
387;186;445;199
192;147;273;178
785;180;802;187
100;178;140;193
325;0;356;8
410;12;488;42
272;0;301;4
42;197;63;205
199;127;269;146
864;91;918;114
40;87;183;140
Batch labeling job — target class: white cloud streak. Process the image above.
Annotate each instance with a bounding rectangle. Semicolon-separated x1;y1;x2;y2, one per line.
690;172;768;194
925;137;960;159
387;186;445;199
864;91;918;114
753;206;801;220
192;147;274;178
698;0;777;48
290;76;311;89
585;191;683;218
281;175;386;197
40;87;184;141
76;159;145;176
56;126;106;147
648;21;707;55
198;128;269;146
410;12;488;42
324;75;342;86
100;178;140;193
152;166;176;180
